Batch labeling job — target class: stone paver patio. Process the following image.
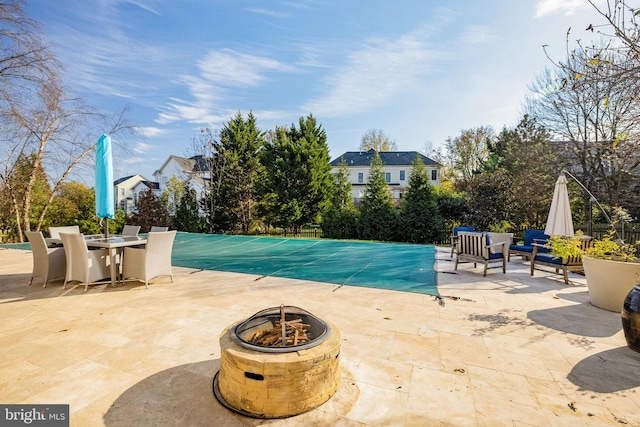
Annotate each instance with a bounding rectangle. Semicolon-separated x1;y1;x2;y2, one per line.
0;246;639;426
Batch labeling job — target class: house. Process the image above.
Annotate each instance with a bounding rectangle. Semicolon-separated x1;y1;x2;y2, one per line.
152;155;210;199
114;174;149;215
116;155;210;216
329;150;441;203
130;179;161;208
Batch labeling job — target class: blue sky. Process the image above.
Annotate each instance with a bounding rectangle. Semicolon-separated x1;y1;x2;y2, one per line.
25;0;606;181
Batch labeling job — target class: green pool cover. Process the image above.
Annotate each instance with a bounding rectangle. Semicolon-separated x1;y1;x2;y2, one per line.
2;232;439;295
172;233;438;295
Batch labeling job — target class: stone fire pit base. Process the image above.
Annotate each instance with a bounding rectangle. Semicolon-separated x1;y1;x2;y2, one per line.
213;321;341;419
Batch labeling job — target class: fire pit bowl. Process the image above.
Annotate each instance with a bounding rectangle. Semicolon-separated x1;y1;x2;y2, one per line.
213;306;341;418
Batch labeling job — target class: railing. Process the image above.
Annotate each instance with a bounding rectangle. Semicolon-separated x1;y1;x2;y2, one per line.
261;227;323;239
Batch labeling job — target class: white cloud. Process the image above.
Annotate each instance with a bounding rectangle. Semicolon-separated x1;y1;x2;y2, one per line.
156;49;298;125
198;49;297;87
133;142;153;154
301;24;449;117
245;7;289;18
134;127;167;138
535;0;592;17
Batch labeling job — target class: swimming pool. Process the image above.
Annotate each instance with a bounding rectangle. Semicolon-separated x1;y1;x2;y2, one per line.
171;233;438;295
2;232;439;295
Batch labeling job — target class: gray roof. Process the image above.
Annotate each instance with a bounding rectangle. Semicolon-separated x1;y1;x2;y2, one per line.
330;149;439;167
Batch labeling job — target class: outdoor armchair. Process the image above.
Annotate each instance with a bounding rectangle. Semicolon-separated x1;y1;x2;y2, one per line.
48;225;80;239
121;225;141;236
508;229;550;261
454;231;506;276
530;236;593;285
59;232;111;292
122;230;176;288
25;230;66;288
450;226;475;258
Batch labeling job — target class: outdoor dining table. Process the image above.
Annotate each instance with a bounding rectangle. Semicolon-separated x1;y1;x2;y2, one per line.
46;234;147;287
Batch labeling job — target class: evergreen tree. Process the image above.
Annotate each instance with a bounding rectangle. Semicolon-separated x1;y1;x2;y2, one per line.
321;161;359;239
172;184;204;232
358;151;397;241
398;158;441;243
218;111;265;233
130;189;170;233
259;114;332;233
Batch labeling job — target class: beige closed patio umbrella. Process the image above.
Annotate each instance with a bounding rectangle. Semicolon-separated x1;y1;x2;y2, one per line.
545;174;574;236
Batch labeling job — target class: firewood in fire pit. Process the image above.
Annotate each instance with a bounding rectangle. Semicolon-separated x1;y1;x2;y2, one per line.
248;318;311;347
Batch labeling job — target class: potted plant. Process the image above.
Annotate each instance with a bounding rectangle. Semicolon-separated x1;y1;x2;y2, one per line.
548;231;640;312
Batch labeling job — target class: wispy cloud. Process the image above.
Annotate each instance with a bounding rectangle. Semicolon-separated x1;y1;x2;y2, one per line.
301;24;451;117
156;49;298;125
245;7;289;18
457;25;496;45
134;127;167;138
198;49;297;87
133;142;152;154
534;0;594;17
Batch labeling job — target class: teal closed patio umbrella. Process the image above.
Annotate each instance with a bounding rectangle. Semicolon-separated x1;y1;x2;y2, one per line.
95;134;114;237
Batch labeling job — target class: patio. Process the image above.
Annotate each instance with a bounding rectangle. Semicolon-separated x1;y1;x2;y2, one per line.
0;246;638;426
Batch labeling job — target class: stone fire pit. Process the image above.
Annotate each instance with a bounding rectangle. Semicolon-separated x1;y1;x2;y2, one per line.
213;305;341;418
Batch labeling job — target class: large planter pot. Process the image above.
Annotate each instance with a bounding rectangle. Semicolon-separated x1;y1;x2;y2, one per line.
582;256;640;312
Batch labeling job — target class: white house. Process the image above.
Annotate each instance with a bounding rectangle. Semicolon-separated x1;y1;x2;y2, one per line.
113;174;149;215
152;155;210;199
329;150;441;203
117;155;210;216
130;179;160;208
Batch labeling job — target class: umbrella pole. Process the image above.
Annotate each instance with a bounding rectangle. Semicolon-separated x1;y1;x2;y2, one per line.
104;218;109;238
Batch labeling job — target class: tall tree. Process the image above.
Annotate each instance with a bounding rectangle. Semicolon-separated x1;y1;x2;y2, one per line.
488;115;561;227
0;1;133;241
359;128;397;152
259;115;332;233
358;152;397;241
398;158;440;243
528;47;640;214
218;111;264;233
172;183;204;233
545;0;640;88
443;126;494;190
0;0;57;105
321;161;359;239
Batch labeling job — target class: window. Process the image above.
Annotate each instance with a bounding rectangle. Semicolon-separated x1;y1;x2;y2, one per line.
358;172;364;183
120;188;125;196
400;170;405;181
385;172;391;183
431;169;437;180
